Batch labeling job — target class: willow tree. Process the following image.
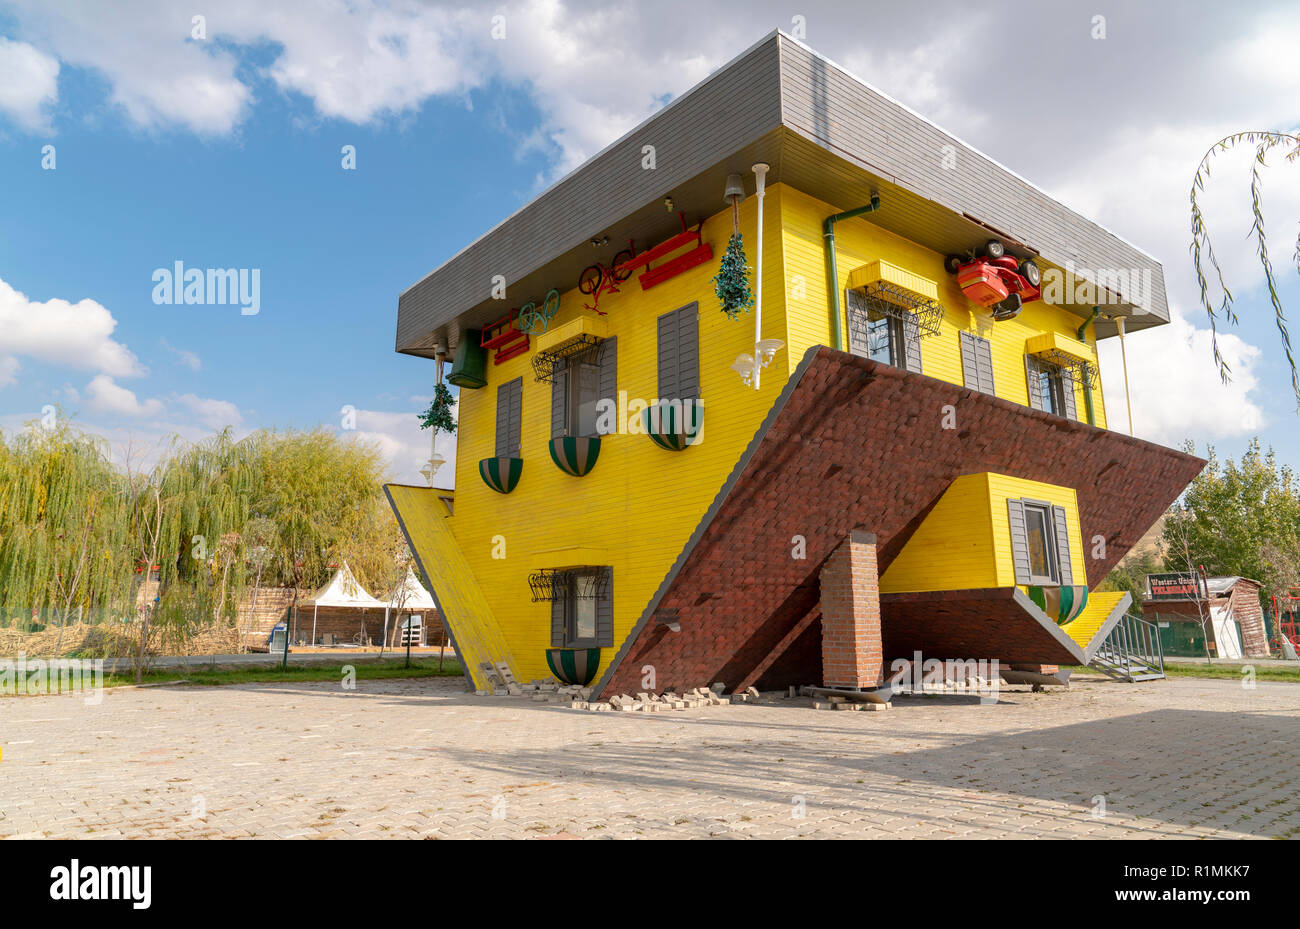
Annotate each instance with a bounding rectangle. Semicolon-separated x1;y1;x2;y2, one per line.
123;429;260;678
0;420;133;649
252;428;386;666
1191;131;1300;405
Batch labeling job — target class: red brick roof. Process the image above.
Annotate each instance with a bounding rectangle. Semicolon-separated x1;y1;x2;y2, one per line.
593;347;1205;697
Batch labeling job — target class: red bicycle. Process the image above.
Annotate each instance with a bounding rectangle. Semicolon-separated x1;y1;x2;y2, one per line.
579;241;636;314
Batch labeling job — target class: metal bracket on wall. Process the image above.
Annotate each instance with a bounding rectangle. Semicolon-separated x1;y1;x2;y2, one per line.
528;567;611;603
531;334;603;384
852;281;945;337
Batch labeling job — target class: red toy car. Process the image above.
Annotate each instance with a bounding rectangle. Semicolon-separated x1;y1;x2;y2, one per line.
944;240;1040;321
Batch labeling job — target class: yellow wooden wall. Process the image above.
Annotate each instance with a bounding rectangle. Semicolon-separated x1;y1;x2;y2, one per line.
448;187;791;682
986;473;1087;588
879;472;1087;594
776;185;1108;428
879;474;999;593
439;182;1115;680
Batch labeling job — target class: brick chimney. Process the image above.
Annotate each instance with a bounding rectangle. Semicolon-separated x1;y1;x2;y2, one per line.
819;530;882;689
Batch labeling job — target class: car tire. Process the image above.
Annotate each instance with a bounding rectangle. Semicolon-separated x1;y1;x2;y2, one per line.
1019;259;1041;287
985;240;1005;259
944;255;964;274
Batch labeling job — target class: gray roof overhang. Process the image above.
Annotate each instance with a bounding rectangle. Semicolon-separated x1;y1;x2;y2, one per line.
397;32;1168;358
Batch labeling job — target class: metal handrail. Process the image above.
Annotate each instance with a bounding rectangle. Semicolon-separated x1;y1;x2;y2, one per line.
1091;612;1165;682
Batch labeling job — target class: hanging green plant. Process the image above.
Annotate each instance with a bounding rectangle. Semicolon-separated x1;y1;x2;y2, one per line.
417;382;457;435
714;232;755;320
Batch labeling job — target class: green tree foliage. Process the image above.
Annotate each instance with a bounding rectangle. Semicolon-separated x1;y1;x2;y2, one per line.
1162;438;1300;599
1190;131;1300;405
0;419;400;660
0;420;134;635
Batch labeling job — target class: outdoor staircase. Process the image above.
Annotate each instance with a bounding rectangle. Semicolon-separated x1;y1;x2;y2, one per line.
1089;613;1165;682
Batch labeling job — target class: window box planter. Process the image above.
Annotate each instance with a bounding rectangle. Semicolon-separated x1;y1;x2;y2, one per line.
545;646;602;686
478;457;523;494
549;436;601;476
641;399;704;451
1027;584;1089;626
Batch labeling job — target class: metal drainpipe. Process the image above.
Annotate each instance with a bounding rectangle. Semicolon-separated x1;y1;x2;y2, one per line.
1076;306;1100;426
823;194;881;350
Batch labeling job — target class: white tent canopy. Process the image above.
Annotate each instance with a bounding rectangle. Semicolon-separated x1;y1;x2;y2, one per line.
388;567;436;611
300;561;386;645
384;567;437;647
306;561;387;608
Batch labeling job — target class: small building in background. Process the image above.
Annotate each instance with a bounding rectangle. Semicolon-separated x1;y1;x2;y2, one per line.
1141;574;1268;658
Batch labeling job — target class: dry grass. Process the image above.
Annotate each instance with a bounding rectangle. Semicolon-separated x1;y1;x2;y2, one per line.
0;620;243;659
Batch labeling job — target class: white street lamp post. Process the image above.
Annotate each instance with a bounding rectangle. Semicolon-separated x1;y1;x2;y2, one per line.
731;163;784;390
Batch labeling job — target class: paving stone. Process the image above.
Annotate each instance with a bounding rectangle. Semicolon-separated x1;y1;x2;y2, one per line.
0;675;1295;839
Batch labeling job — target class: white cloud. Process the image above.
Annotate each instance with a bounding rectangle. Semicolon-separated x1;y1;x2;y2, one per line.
5;0;1297;453
175;393;242;430
7;1;250;134
345;406;458;488
0;356;20;389
0;276;144;383
160;338;201;371
2;0;724;177
1098;316;1264;447
0;37;59;132
85;374;165;418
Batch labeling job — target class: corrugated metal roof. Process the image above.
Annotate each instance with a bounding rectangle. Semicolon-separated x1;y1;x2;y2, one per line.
396;31;1169;357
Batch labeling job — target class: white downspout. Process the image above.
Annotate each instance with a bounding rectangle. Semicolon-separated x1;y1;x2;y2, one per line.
1116;316;1134;436
752;162;769;390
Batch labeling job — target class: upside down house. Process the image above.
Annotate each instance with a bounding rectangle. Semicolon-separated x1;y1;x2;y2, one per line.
386;32;1204;698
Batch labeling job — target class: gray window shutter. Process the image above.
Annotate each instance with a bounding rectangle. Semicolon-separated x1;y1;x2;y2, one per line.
550;596;565;648
677;305;700;401
1007;499;1032;585
495;384;510;457
598;337;617;430
846;289;869;357
1052;505;1073;585
975;337;995;395
902;313;923;374
495;377;521;458
596;568;613;647
1025;356;1045;410
510;380;523;453
961;332;994;394
657;304;699;402
657;310;678;402
1061;368;1079;421
550;367;567;438
960;331;980;390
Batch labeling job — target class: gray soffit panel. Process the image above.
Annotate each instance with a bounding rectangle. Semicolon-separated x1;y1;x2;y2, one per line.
396;31;1168;358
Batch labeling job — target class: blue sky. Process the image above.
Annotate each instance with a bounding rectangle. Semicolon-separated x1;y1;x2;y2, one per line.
1;0;1298;484
0;65;559;482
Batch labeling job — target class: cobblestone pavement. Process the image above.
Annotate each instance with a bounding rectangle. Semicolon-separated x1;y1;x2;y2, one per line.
2;675;1296;839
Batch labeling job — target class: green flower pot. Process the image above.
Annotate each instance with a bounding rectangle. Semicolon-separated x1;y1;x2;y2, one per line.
548;436;601;476
545;647;602;686
478;457;523;494
642;399;704;451
1027;584;1089;626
